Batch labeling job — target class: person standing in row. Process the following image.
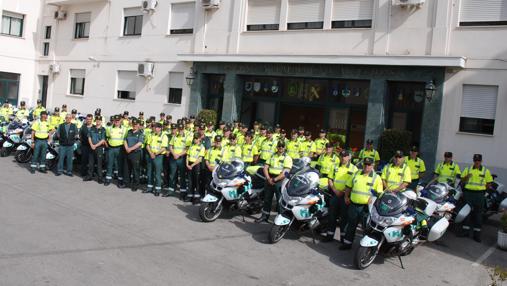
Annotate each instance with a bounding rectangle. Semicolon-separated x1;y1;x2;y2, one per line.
32;99;46;119
169;124;188;196
186;134;205;204
404;146;426;190
55;114;78;176
381;150;411;192
146;123;168;196
241;131;259;167
80;114;94;178
30;111;52;173
124;119;144;192
84;116;106;183
357;139;380;167
427;152;461;187
105;116;126;187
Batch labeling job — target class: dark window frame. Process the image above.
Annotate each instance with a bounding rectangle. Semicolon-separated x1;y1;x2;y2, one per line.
459;117;495;135
117;90;136;101
42;42;49;56
459;21;507;27
1;13;24;37
70;77;85;95
331;19;372;29
45;26;52;39
170;28;193;35
168;87;183;104
74;21;90;39
123;15;143;36
287;21;323;30
247;24;279;31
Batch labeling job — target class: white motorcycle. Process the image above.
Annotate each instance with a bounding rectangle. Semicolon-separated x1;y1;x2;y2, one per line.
354;190;450;270
269;169;327;244
199;160;264;222
419;183;458;221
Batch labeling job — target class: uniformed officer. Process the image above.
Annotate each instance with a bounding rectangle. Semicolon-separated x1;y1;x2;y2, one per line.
55;114;78;176
314;129;330;156
458;154;493;242
357;139;380;167
0;102;13;121
256;142;293;223
169;123;188;196
323;150;358;242
215;121;226;137
70;109;83;129
241;131;259;167
404;146;426;190
221;134;242;163
258;128;277;164
427;152;461;187
32;99;46;119
159;112;166;124
49;107;63;130
16;101;29;121
299;131;316;158
186;133;206;204
381;150;411;192
286;130;301;159
80;114;94;178
340;157;383;250
121;111;130;128
60;104;68;119
85;116;106;183
105;116;126;186
30;111;52;173
204;135;223;194
316;143;339;178
146;123;168;196
124;119;144;192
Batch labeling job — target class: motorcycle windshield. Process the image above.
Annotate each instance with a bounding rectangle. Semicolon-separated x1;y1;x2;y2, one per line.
375;192;408;216
286;171;320;197
422;184;449;204
216;161;244;180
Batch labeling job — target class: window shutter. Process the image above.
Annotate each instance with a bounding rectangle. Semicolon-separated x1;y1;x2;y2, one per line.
2;11;23;19
171;3;195;30
70;69;86;78
124;7;141;17
117;71;137;92
332;0;373;21
460;0;507;22
169;72;184;89
75;12;91;23
461;85;498;120
288;0;325;23
247;0;281;25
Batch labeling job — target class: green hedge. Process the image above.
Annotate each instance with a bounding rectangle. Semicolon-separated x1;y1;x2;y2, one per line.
197;109;218;126
379;129;412;161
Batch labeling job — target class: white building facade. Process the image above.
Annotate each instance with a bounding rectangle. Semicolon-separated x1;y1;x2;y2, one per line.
0;0;506;177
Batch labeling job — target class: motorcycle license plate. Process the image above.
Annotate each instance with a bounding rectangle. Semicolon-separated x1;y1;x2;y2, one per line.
17;145;27;151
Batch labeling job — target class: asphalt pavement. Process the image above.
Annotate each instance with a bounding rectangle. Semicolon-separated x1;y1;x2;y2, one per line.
0;157;505;286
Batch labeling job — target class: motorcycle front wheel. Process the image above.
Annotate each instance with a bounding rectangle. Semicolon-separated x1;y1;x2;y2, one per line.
0;147;10;157
354;246;378;270
199;201;223;222
15;149;32;163
269;224;290;244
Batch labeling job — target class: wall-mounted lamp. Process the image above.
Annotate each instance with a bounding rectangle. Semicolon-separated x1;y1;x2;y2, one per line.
186;67;196;86
425;80;436;102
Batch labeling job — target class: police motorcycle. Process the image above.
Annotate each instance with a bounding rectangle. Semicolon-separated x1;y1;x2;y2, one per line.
14;134;34;163
0;119;10;147
455;175;507;224
268;168;328;244
418;183;458;221
199;160;265;222
354;190;450;270
0;119;29;157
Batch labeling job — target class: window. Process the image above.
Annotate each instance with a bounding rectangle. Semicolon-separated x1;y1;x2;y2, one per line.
74;12;91;38
332;0;373;29
45;26;51;39
170;2;195;34
168;72;184;104
123;8;143;36
460;0;507;26
459;84;498;135
117;71;137;100
42;42;49;56
1;11;24;37
287;0;325;30
247;0;281;31
69;69;86;95
0;72;20;105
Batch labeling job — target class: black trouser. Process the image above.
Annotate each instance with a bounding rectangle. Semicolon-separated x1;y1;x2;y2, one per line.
202;168;213;197
408;179;420;190
187;164;201;199
327;193;348;238
88;147;105;181
80;144;91;177
124;150;141;186
261;177;282;215
462;189;485;233
163;155;170;188
343;203;368;245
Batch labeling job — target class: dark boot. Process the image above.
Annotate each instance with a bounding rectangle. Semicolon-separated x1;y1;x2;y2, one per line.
473;231;482;243
255;213;269;223
104;179;111;186
83;176;92;182
339;243;352;251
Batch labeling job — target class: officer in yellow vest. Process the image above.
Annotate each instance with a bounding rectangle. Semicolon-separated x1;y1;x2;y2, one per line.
286;130;301;159
253;126;267;151
169;123;188;197
70;109;83;129
357;139;380;167
404;146;426;190
121;111;130;128
30;111;52;173
323;150;358;242
316;143;339;178
146;122;168;196
105;115;126;186
49;107;63;130
299;131;316;158
340;157;383;250
256;142;293;223
0;102;13;121
186;133;206;203
314;129;330;156
259;129;277;164
60;104;68;120
16;101;29;121
241;131;259;167
221;134;242;163
32;99;46;119
458;154;494;242
381;150;411;192
204;135;223;190
427;152;461;187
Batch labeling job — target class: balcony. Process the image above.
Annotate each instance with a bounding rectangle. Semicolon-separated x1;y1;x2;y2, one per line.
46;0;107;5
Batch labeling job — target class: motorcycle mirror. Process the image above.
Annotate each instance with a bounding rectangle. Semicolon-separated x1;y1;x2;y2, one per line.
284;171;290;179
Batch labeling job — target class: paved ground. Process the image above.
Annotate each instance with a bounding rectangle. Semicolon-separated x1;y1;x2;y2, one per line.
0;157;505;286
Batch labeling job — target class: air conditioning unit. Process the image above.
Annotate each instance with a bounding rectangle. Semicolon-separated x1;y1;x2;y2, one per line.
138;62;154;78
392;0;425;6
49;64;60;74
202;0;220;9
54;10;67;20
142;0;158;12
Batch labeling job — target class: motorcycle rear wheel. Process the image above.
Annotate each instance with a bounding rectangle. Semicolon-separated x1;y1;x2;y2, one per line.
15;149;32;163
199;202;223;222
354;246;377;270
269;224;290;244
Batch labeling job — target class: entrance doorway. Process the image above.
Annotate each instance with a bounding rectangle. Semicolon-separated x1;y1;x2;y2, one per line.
205;74;224;121
39;75;48;107
280;104;325;136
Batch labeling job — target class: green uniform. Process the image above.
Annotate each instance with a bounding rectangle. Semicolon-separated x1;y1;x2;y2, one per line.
169;134;187;192
261;153;293;215
30;119;50;170
187;144;205;199
381;163;412;191
105;126;126;182
124;129;144;188
147;132;168;193
461;165;493;234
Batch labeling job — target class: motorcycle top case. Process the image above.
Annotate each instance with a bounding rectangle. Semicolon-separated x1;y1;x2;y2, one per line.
428;217;449;242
